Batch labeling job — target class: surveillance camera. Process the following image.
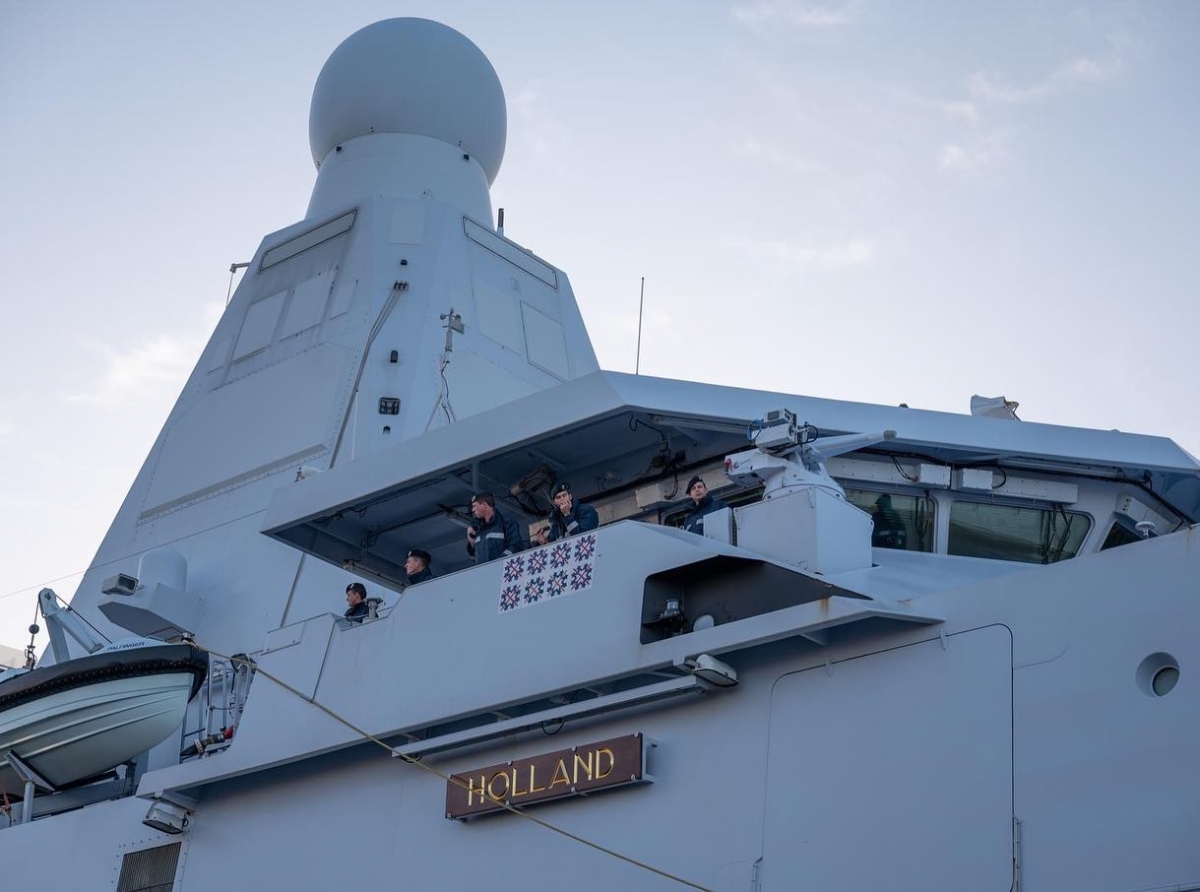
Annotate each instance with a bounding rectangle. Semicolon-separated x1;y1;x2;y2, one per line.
101;573;139;596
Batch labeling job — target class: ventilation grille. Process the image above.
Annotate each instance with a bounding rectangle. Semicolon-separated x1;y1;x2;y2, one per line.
116;842;181;892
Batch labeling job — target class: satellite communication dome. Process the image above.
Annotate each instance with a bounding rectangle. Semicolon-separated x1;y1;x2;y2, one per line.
308;18;507;185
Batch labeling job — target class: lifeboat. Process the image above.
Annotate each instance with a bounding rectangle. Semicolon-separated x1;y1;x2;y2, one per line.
0;640;207;796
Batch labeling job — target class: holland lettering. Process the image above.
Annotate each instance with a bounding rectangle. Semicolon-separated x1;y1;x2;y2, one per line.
445;734;649;820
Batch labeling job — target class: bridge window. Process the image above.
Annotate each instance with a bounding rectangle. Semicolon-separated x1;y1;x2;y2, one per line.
844;489;935;552
1099;520;1142;551
948;501;1090;564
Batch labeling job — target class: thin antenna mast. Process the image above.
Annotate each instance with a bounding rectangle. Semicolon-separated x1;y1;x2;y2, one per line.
635;277;645;375
226;262;250;304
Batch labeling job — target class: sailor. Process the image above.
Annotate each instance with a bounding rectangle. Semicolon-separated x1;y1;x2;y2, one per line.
405;549;434;584
344;582;370;623
870;494;907;549
681;476;729;535
466;492;524;564
533;482;599;545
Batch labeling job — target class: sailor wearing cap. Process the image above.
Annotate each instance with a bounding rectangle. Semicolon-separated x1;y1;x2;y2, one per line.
533;482;599;546
681;475;728;535
465;492;524;564
405;549;434;585
344;582;370;623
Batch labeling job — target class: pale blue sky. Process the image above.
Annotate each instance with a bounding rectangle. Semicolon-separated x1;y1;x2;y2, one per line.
1;1;1198;646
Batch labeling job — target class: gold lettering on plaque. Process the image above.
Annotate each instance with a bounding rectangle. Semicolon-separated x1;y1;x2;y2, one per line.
528;764;546;793
572;751;593;783
487;771;510;802
549;758;570;788
594;747;615;780
446;734;645;821
510;767;528;798
466;775;487;806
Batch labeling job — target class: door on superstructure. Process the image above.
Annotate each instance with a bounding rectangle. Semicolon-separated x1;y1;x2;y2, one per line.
760;624;1014;891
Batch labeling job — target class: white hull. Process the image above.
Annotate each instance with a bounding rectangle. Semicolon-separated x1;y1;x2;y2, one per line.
0;671;199;794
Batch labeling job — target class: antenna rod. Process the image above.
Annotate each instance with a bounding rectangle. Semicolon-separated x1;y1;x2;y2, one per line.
635;277;645;375
226;262;250;305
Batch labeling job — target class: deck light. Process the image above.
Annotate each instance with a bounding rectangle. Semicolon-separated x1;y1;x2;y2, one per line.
142;800;192;835
689;654;738;687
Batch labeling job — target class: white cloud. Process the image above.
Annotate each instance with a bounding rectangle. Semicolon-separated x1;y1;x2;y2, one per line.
64;301;222;408
724;236;874;270
1059;57;1107;83
938;145;972;170
733;137;820;175
1102;29;1143;59
969;53;1121;105
938;131;1010;172
877;84;983;127
731;1;860;29
939;101;981;125
510;86;571;159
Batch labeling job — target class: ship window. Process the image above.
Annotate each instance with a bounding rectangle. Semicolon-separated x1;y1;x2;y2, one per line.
948;502;1091;564
1099;520;1142;551
116;842;181;892
844;489;935;552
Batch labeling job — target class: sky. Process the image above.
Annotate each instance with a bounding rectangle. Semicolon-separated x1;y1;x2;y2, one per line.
1;0;1198;650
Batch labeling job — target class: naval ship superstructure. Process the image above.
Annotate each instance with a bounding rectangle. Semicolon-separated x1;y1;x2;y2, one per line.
2;18;1197;892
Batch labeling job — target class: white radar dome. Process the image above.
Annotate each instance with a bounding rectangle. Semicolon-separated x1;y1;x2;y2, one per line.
309;18;507;184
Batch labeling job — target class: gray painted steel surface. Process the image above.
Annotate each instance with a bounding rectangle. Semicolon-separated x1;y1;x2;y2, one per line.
1;17;1197;892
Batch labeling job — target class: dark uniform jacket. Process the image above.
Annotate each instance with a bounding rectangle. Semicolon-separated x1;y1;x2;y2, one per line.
406;567;434;585
467;509;524;563
546;502;600;542
344;601;370;623
682;494;729;535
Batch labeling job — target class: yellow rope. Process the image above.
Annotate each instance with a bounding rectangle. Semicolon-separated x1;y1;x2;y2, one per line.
193;642;713;892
